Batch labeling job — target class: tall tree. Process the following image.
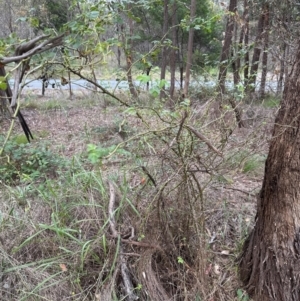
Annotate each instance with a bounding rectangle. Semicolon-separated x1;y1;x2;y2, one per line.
246;3;267;93
240;39;300;300
183;0;196;98
160;0;169;99
121;3;138;98
169;0;178;100
243;0;250;87
218;0;237;94
259;4;270;99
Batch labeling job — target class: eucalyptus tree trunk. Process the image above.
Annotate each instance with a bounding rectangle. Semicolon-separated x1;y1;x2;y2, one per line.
232;20;240;86
240;40;300;301
244;0;250;86
183;0;196;98
278;10;291;96
121;4;138;99
160;0;169;99
218;0;237;94
259;4;270;99
246;5;267;93
169;0;178;100
235;0;249;87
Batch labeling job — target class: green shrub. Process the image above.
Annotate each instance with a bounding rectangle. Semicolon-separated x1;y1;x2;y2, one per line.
0;137;66;183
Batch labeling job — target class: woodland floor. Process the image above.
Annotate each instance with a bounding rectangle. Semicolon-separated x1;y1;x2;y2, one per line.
0;87;278;300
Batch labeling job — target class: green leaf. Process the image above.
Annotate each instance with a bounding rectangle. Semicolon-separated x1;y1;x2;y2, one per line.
87;11;100;20
136;74;151;83
0;77;7;90
159;79;167;89
177;256;184;264
149;86;160;97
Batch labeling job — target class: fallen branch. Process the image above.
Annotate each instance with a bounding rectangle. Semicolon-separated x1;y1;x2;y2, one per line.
108;182;118;238
185;125;223;157
108;181;138;301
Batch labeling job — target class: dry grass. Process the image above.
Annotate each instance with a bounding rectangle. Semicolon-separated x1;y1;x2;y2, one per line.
0;88;278;301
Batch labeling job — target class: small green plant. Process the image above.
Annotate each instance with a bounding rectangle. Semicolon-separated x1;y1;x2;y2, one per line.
87;143;131;164
227;150;266;175
243;154;266;174
177;256;184;264
0;137;67;183
237;288;250;301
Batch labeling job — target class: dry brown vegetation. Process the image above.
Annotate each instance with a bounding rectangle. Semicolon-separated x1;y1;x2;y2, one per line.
0;88;278;300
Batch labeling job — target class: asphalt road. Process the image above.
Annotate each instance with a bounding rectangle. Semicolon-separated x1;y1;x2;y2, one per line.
9;78;280;92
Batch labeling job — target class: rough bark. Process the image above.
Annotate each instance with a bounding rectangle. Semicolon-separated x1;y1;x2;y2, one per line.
218;0;237;94
239;40;300;301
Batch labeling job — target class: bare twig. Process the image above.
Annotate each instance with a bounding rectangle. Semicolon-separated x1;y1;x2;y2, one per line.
176;109;188;142
108;182;118;238
141;166;157;187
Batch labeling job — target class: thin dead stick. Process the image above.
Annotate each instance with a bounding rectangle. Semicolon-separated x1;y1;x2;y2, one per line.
108;182;118;238
108;181;138;301
185;125;223;157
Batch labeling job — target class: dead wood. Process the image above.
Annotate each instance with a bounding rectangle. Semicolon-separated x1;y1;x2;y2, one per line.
185;125;223;157
137;249;171;301
108;181;138;301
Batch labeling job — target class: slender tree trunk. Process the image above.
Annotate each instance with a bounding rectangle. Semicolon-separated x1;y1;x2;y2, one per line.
246;5;266;93
240;40;300;301
232;21;240;86
121;5;137;99
218;0;237;95
236;0;249;87
179;28;184;91
244;0;250;86
278;11;291;96
160;0;169;99
169;1;177;100
259;4;270;99
183;0;196;98
68;70;73;99
277;44;286;95
117;24;121;67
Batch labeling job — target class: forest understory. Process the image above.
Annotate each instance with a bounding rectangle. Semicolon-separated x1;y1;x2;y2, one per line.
0;88;276;301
